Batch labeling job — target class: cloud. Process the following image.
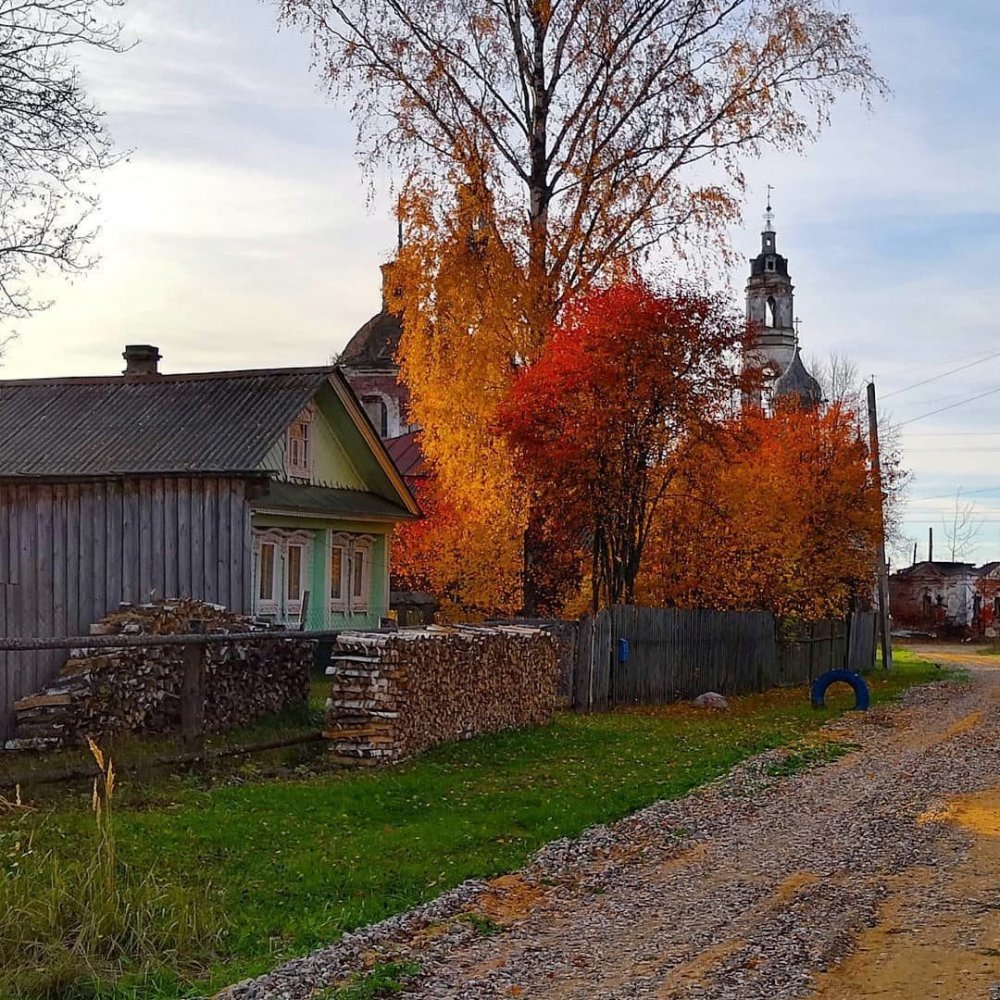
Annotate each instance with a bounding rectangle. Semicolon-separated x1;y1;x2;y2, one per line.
4;0;999;562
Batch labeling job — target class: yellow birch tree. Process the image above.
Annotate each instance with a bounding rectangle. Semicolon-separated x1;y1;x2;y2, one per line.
277;0;884;609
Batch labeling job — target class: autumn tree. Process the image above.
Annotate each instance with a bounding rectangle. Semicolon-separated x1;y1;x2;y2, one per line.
279;0;882;333
278;0;883;607
942;488;983;562
499;282;751;612
390;470;525;618
0;0;127;337
640;399;883;618
808;351;911;553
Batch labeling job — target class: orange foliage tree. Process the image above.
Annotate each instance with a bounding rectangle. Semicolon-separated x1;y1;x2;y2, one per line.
390;472;524;619
278;0;882;333
277;0;884;609
499;282;751;612
639;400;884;619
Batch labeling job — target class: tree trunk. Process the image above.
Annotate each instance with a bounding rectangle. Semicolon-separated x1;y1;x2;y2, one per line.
522;7;554;615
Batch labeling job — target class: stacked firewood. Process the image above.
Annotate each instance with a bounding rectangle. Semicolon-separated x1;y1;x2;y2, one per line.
325;626;560;763
10;600;310;749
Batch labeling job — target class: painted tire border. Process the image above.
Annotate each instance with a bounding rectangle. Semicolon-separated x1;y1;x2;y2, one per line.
810;669;870;711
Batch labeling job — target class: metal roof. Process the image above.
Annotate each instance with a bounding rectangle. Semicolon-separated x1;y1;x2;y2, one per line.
774;347;822;407
0;367;335;477
384;430;428;479
892;561;977;579
338;308;403;370
253;481;418;520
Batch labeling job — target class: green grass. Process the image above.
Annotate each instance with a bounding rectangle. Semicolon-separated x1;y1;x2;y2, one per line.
0;652;949;999
764;738;860;777
319;961;422;999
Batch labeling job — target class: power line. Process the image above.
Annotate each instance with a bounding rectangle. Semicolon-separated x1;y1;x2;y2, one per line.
899;384;1000;426
908;485;1000;502
909;431;1000;437
883;346;1000;400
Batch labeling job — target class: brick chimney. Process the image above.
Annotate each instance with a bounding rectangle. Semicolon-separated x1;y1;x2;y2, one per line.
122;344;161;376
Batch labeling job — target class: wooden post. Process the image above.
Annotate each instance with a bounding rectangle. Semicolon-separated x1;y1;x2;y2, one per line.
867;382;893;671
181;619;205;750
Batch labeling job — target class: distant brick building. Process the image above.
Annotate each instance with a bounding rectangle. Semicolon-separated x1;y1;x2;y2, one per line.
338;265;437;623
890;561;1000;637
338;261;415;441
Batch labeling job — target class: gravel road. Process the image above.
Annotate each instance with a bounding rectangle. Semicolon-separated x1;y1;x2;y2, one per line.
224;660;999;1000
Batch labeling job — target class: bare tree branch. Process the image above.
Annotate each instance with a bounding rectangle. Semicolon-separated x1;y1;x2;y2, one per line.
0;0;128;342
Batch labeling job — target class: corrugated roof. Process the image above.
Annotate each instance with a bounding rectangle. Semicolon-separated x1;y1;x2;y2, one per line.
0;367;335;477
253;481;418;520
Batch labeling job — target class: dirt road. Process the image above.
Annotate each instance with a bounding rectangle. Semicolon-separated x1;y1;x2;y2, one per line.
230;658;999;1000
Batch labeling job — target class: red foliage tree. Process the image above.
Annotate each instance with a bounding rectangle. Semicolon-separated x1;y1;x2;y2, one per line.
499;282;752;612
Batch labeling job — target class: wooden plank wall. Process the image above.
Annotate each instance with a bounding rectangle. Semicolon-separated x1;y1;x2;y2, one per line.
576;606;778;711
0;477;253;743
573;606;858;712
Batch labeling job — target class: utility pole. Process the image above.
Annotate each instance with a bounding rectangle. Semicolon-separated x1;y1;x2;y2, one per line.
867;382;892;670
929;526;934;563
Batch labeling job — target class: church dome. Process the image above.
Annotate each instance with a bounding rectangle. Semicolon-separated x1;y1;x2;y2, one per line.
338;308;403;369
773;347;823;408
338;261;404;371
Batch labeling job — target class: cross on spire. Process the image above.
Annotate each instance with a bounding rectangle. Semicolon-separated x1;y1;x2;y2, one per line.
764;184;775;231
794;317;803;341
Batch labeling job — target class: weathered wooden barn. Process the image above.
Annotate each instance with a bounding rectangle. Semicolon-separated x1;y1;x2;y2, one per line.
0;346;419;742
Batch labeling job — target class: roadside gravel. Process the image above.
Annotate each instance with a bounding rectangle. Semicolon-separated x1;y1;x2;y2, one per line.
222;668;999;1000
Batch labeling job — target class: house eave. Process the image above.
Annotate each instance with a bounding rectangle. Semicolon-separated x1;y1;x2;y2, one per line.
250;506;417;523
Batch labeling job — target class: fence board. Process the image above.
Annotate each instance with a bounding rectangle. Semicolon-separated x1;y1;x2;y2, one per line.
572;606;851;711
847;612;877;672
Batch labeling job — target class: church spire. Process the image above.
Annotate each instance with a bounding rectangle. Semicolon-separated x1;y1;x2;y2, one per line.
761;185;777;255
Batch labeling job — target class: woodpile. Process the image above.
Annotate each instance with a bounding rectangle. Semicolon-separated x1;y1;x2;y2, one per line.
325;625;560;763
10;600;310;749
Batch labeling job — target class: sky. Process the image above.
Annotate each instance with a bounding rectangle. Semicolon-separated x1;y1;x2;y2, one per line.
2;0;1000;564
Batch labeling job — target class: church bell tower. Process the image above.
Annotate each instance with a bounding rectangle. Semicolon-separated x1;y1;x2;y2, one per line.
744;196;821;408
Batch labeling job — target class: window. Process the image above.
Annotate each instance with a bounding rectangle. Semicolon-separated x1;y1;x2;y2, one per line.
330;535;349;611
254;531;310;618
994;594;1000;618
363;395;389;438
257;541;278;609
328;533;374;614
351;537;373;612
286;407;314;478
766;295;777;328
286;542;305;606
765;257;776;272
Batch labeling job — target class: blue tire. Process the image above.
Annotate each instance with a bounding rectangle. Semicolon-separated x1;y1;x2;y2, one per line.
811;669;870;711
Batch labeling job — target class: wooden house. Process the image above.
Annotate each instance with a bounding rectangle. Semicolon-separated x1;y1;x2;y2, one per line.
0;345;420;741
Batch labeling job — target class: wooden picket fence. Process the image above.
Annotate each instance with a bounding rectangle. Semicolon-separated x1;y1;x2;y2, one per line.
570;606;877;712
